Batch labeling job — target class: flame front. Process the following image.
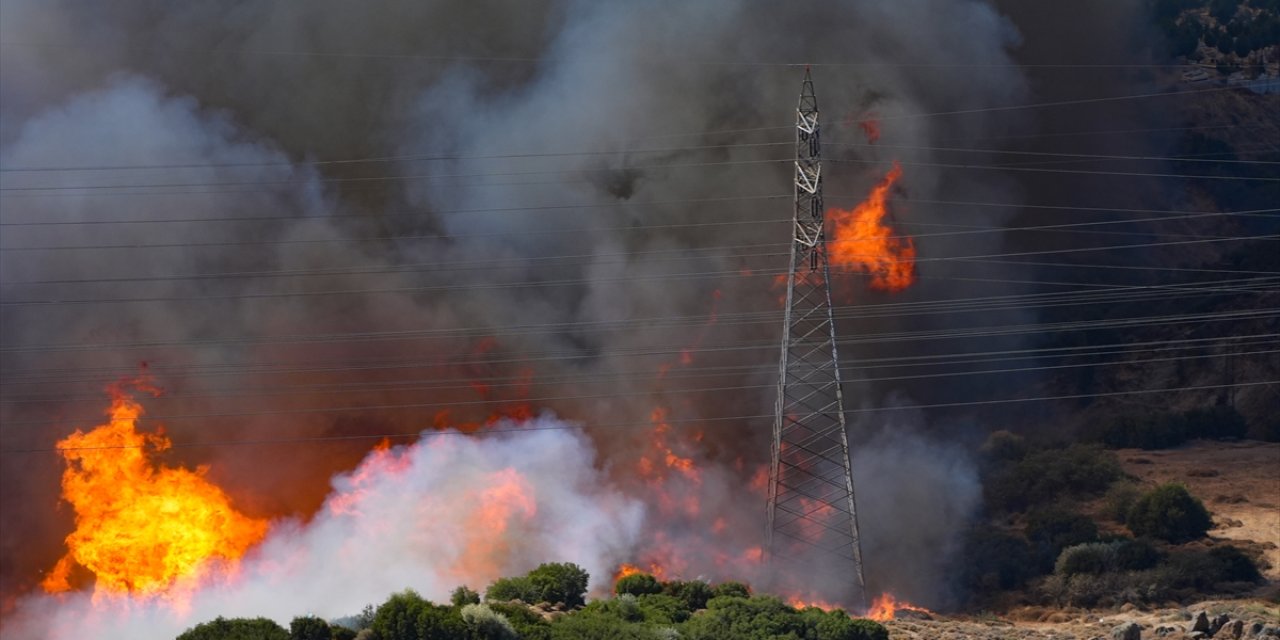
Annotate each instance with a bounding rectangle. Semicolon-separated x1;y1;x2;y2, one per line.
41;384;268;597
866;592;934;622
827;162;915;291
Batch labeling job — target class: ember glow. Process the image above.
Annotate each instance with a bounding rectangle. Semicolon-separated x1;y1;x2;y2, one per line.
41;383;268;598
828;162;916;291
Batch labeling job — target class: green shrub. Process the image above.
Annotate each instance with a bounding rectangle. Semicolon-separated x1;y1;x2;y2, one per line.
1102;482;1141;523
1208;545;1264;583
711;581;751;599
288;616;330;640
331;628;357;640
980;430;1029;465
954;527;1038;591
662;579;714;611
1026;507;1099;566
460;603;518;640
547;607;650;640
680;596;886;640
486;602;552;640
1091;414;1186;449
1126;483;1213;543
527;562;590;607
615;573;663;597
177;617;289;640
450;585;481;607
1113;538;1160;571
485;576;541;603
1055;542;1116;576
371;590;466;640
985;445;1121;513
1054;539;1159;576
636;593;691;624
1091;406;1248;449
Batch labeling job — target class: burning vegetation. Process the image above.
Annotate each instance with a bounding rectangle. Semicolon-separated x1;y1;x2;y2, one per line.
41;381;267;599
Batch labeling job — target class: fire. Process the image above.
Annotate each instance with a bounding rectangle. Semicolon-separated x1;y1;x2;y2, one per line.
42;382;268;597
827;162;915;291
788;596;842;611
453;468;538;580
613;562;667;584
865;592;934;622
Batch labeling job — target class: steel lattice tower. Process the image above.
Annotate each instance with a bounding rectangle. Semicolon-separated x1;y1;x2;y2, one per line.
764;68;867;608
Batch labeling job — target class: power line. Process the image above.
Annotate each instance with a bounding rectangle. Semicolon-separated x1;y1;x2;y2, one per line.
7;329;1272;389
7;343;1276;406
6;207;1275;286
4;232;1275;305
4;379;1274;454
825;141;1280;165
828;157;1280;182
2;272;1272;354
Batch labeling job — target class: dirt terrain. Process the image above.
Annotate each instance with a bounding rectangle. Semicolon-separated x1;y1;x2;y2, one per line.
886;599;1280;639
885;441;1280;639
1117;441;1280;580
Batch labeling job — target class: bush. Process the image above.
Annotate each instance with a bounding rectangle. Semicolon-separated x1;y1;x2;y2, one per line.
1091;414;1186;449
460;603;518;640
681;596;886;640
486;602;553;640
980;430;1029;465
1206;546;1263;583
485;576;541;603
1054;539;1159;576
1055;542;1116;576
289;616;330;640
711;581;751;599
1026;507;1099;567
547;607;651;640
1090;406;1248;449
527;562;590;608
177;617;289;640
1102;482;1141;523
451;585;481;607
954;527;1038;592
662;579;714;611
636;593;691;624
1126;483;1213;543
371;590;466;640
615;573;663;597
985;445;1121;513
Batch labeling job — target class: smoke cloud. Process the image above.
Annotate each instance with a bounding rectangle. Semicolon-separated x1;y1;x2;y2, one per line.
5;417;644;639
0;0;1163;630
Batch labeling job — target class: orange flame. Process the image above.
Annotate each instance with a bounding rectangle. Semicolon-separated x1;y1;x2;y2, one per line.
613;562;667;584
42;383;267;597
828;162;915;291
788;596;842;611
866;592;933;622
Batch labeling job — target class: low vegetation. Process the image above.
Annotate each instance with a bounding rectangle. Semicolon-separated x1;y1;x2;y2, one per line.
176;563;889;640
952;431;1265;610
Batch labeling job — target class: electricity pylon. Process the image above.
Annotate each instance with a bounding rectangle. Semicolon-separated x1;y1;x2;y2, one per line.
764;68;867;608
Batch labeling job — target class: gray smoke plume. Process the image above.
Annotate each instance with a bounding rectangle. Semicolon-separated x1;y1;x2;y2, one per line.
0;0;1161;630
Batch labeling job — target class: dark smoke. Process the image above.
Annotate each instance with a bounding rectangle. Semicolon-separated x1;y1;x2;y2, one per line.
0;0;1175;632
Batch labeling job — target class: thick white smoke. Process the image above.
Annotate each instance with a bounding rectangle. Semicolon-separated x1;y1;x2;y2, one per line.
6;416;644;639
